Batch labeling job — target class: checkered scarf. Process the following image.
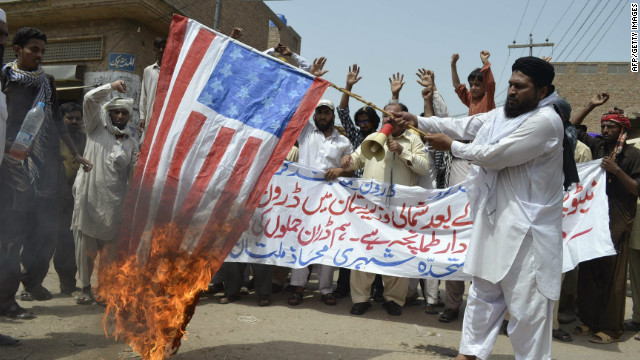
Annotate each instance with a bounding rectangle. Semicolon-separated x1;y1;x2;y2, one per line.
2;61;53;183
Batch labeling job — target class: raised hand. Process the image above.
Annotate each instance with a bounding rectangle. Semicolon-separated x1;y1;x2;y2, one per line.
416;68;435;88
230;28;243;40
542;56;552;62
346;64;362;88
451;53;460;64
111;80;127;94
590;92;610;107
310;57;329;77
275;42;292;56
389;72;405;97
480;50;490;64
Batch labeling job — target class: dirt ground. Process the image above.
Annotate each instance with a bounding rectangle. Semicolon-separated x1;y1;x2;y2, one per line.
1;267;638;360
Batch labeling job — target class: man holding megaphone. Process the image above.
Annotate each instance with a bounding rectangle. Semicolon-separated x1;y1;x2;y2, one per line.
340;102;429;316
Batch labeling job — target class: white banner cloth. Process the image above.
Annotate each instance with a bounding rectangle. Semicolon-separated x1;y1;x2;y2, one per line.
228;160;614;279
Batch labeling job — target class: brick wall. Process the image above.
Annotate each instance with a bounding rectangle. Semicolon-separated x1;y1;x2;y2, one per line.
19;19;160;78
552;62;640;136
2;0;302;78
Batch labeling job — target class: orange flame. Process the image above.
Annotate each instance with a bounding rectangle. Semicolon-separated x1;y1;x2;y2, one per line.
97;223;230;359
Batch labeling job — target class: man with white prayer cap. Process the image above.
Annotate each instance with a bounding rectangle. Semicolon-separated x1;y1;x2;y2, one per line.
394;56;564;360
71;80;137;305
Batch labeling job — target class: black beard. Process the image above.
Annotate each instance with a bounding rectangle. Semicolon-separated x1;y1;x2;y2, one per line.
504;96;539;118
314;119;333;132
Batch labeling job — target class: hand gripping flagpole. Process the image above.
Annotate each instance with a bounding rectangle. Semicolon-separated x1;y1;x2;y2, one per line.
328;82;429;160
328;82;428;137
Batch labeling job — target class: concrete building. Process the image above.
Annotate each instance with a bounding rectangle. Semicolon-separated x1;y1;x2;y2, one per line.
552;62;640;137
1;0;301;124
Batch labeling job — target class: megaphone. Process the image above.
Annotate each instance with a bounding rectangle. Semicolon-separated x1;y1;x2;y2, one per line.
361;123;393;161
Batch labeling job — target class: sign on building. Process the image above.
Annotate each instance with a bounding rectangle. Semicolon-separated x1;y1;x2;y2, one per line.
109;53;136;72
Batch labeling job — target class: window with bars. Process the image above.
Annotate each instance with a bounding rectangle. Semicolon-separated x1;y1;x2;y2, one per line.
3;36;103;64
554;65;567;74
577;65;598;74
607;64;628;74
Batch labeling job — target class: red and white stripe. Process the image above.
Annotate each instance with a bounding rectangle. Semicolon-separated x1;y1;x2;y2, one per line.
118;15;328;261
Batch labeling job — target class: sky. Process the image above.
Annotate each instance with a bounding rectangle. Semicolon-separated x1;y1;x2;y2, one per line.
267;0;633;120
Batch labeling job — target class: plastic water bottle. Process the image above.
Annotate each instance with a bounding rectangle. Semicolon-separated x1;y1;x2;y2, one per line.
9;102;46;161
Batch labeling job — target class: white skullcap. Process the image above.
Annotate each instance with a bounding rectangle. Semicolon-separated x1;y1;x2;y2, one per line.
0;9;6;23
103;97;133;114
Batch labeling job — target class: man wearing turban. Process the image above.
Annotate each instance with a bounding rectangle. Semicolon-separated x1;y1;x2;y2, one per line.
569;93;640;344
394;56;564;359
71;80;138;305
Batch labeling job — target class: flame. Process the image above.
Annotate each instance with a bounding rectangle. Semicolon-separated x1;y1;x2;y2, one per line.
97;223;230;360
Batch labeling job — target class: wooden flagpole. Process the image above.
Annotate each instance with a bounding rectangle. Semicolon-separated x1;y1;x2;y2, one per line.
328;82;428;137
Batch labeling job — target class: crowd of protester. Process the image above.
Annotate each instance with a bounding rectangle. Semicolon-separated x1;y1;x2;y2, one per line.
0;17;638;357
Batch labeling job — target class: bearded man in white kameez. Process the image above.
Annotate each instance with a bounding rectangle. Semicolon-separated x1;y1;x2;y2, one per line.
395;57;564;360
71;80;137;304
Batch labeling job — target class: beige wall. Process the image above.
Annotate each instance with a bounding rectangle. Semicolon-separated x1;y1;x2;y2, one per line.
2;0;302;81
552;62;640;135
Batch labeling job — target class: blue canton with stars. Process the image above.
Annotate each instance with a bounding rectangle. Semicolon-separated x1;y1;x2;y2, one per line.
198;42;314;137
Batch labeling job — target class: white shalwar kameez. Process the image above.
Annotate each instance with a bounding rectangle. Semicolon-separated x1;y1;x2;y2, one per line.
71;84;137;288
417;101;564;360
291;121;353;294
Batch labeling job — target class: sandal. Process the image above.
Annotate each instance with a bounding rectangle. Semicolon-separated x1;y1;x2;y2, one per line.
75;292;95;305
424;304;439;314
321;293;337;306
288;290;304;306
19;291;33;302
573;324;594;336
553;328;573;342
588;331;618;344
218;294;240;304
257;296;271;307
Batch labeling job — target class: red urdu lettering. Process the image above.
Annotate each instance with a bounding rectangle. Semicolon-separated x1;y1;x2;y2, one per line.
452;203;474;227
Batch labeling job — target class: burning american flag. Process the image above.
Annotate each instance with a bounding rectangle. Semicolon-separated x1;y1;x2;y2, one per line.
98;15;328;359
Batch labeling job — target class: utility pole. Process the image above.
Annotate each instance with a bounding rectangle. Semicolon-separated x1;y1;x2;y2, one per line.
213;0;222;30
509;34;554;56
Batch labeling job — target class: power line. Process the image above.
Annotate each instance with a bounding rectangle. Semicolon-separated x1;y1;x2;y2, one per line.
513;0;531;42
584;0;629;60
559;0;611;62
573;0;627;62
555;0;604;61
546;0;575;39
554;0;593;50
496;0;531;106
494;52;512;101
529;0;549;35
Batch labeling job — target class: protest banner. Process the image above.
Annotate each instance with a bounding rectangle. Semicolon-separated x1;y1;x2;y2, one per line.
230;160;614;279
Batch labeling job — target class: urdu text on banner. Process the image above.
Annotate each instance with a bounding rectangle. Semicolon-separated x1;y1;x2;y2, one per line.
229;159;614;280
